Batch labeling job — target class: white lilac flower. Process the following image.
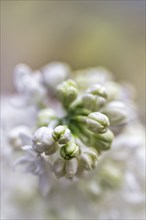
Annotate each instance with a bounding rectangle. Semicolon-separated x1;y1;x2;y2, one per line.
8;125;32;150
8;63;140;199
3;63;145;220
14;145;54;196
12;64;48;108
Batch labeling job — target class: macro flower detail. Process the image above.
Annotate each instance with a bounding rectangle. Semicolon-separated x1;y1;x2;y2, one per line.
8;63;135;195
60;140;79;160
32;127;58;155
86;112;110;134
82;84;107;111
56;79;78;108
52;125;72;144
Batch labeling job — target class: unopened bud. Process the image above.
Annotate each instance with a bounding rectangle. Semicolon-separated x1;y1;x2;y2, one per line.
53;125;72;144
92;129;114;151
60;140;79;160
86;112;110;134
82;94;106;111
56;80;78;107
80;148;98;170
32;127;57;154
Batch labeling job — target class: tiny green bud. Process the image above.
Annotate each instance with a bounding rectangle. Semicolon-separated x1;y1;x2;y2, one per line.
53;158;65;178
52;125;72;144
101;101;128;125
60;141;79;160
86;112;110;134
37;108;56;127
80;148;98;170
56;80;78;107
92;129;114;151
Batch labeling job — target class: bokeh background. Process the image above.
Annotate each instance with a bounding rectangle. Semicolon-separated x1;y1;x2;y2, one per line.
1;1;145;117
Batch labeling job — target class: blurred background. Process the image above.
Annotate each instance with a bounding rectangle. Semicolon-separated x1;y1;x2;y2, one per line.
1;1;145;118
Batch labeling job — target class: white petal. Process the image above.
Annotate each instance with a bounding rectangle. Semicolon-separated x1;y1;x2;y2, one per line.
20;133;32;145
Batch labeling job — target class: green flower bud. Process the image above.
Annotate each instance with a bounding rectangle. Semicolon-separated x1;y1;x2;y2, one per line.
92;129;114;151
60;141;79;160
37;108;56;127
53;158;65;178
86;112;110;134
65;158;78;178
56;80;78;107
99;162;122;189
32;127;57;154
52;125;72;144
80;148;98;170
82;94;106;111
101;101;128;126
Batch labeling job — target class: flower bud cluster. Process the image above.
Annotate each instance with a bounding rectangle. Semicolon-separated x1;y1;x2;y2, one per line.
10;63;132;182
32;125;79;160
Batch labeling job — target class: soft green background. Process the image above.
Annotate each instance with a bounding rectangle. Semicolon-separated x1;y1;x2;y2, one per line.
1;1;145;118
